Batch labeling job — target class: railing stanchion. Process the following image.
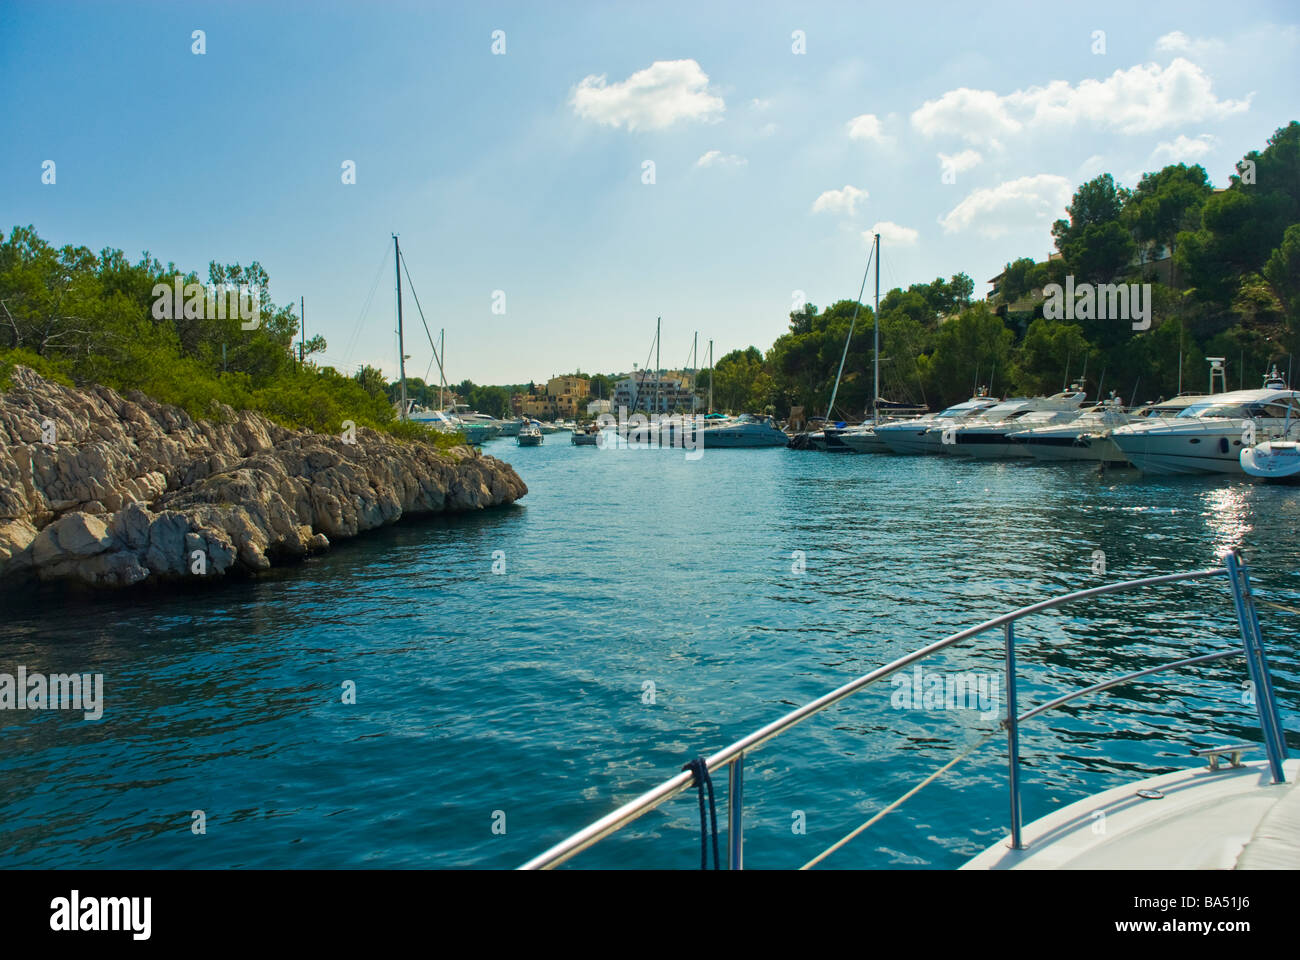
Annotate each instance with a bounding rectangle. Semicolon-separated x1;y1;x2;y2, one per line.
1005;620;1022;849
728;753;744;870
1227;550;1289;783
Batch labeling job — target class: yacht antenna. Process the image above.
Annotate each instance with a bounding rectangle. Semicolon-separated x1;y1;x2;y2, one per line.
394;233;407;419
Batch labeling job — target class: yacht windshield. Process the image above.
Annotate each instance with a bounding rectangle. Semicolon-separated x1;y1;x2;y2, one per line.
1175;402;1249;419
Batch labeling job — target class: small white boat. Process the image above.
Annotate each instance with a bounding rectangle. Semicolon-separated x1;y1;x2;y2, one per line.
1241;440;1300;480
517;423;543;446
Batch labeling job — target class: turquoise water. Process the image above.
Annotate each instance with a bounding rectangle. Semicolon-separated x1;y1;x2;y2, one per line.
1;439;1297;869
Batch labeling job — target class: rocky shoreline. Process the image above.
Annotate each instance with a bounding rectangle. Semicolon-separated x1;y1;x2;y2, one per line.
0;366;526;589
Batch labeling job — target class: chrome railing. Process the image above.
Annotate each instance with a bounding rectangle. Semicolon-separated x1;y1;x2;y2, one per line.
519;549;1289;869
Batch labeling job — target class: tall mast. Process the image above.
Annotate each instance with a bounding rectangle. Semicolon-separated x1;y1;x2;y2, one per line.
394;234;407;418
439;328;445;409
708;339;713;413
692;331;698;413
300;295;306;368
654;316;661;414
873;231;880;422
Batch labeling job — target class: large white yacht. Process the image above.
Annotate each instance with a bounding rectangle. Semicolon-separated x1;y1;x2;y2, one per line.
874;395;1000;455
1008;396;1133;462
1110;370;1300;475
1066;394;1207;464
937;389;1088;458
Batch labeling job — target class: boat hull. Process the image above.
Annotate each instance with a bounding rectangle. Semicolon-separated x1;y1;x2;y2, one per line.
875;424;944;455
1111;433;1248;475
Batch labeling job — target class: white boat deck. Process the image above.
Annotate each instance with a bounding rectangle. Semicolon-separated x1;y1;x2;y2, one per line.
963;758;1300;869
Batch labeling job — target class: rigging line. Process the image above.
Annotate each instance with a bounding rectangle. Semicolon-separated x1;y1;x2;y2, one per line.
801;727;1000;870
825;242;875;423
398;249;444;385
343;239;392;368
1258;595;1300;616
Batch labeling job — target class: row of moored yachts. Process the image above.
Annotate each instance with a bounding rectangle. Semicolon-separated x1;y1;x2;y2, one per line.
806;368;1300;479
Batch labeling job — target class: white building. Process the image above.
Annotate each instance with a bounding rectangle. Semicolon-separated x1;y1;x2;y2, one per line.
613;372;698;413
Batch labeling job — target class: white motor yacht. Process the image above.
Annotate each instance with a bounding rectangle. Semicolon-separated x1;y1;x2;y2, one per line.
938;389;1088;458
1110;370;1300;475
1067;395;1207;464
1009;396;1132;462
874;396;1000;455
701;414;787;448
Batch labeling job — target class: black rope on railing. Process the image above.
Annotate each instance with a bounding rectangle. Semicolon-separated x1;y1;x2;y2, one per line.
682;757;720;870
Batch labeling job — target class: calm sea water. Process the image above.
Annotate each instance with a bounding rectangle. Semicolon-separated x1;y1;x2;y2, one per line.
1;438;1297;869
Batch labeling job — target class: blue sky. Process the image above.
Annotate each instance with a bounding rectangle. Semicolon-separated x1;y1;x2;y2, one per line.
3;1;1297;386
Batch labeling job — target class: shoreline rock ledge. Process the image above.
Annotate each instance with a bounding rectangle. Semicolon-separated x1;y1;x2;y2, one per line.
0;366;527;589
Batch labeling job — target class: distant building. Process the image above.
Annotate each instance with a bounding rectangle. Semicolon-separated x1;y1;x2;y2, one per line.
613;371;698;413
587;398;612;416
516;375;590;420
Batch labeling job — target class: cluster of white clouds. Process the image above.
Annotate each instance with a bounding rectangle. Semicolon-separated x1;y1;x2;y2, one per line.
911;57;1250;148
570;59;724;131
567;34;1251;250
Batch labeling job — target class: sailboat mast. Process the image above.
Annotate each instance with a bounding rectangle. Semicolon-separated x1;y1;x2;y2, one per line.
692;331;698;413
439;328;445;409
394;234;407;419
873;231;880;422
654;317;661;414
708;339;714;414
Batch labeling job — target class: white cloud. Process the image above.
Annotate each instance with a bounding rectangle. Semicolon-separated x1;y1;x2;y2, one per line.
1150;133;1217;164
912;58;1250;146
939;174;1073;239
912;88;1020;147
866;221;919;246
750;98;772;110
938;149;983;175
846;113;887;142
1154;31;1223;57
570;59;724;131
696;150;747;168
812;185;869;216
